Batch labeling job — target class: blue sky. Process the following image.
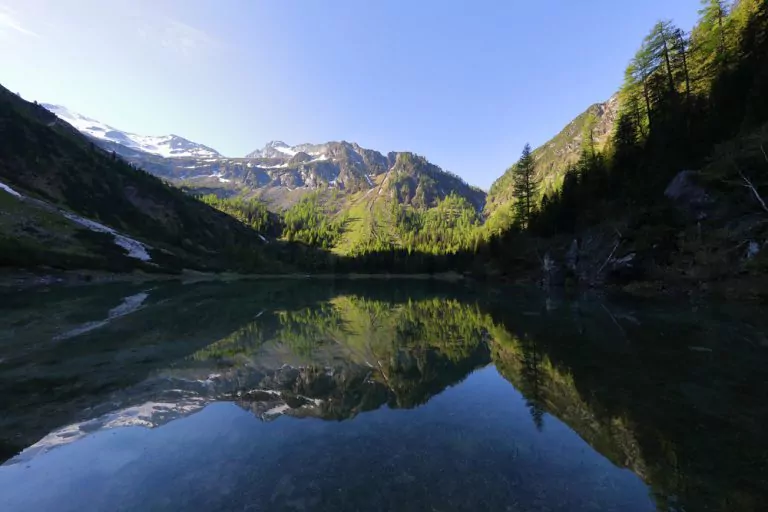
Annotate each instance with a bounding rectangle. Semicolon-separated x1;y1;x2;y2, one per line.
1;0;701;189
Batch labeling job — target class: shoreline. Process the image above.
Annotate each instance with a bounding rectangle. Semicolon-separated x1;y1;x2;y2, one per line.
2;268;764;303
0;269;467;290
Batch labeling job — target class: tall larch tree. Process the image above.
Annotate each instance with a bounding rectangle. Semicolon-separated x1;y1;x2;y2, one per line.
646;20;678;94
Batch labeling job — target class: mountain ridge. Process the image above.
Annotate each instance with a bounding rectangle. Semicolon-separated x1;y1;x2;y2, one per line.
1;87;297;273
44;104;485;212
41;104;222;159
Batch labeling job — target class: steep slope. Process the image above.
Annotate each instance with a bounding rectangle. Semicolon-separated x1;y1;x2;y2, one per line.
378;152;486;210
485;94;619;217
530;93;618;190
0;86;286;273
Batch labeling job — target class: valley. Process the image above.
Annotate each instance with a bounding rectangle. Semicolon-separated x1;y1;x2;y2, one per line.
1;0;767;301
3;2;768;511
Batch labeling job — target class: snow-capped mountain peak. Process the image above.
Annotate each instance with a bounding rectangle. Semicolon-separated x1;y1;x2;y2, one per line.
42;104;221;159
245;141;346;159
246;140;301;158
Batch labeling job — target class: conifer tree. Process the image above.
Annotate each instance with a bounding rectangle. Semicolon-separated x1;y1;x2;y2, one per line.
512;143;538;229
691;0;733;83
645;20;678;94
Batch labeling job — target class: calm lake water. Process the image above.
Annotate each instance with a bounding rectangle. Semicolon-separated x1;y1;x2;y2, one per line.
0;280;766;511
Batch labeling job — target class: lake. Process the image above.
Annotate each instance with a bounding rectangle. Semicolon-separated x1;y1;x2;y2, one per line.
1;280;766;511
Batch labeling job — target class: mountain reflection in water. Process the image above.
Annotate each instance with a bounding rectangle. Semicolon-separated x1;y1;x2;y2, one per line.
0;280;766;511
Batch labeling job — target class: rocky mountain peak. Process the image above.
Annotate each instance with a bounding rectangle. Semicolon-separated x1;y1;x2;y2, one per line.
42;104;221;159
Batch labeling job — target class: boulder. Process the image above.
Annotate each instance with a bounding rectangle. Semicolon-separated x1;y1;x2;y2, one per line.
664;171;712;218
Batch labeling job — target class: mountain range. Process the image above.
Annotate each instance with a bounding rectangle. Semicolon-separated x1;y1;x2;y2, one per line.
0;83;623;277
42;104;485;211
42;100;615;218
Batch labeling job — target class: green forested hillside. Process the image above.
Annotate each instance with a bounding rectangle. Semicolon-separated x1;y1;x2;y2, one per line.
481;0;768;295
485;94;619;220
529;0;768;231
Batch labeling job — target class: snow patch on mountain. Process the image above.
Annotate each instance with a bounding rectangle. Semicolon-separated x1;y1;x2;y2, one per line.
209;172;231;183
60;210;152;262
274;145;297;157
0;180;22;198
42;104;221;159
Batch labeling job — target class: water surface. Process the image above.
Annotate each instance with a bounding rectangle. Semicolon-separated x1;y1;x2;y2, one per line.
1;281;766;511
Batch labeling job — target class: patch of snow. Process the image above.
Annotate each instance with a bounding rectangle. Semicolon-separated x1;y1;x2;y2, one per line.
274;145;297;157
208;172;232;184
310;154;329;162
258;234;268;243
245;388;281;397
364;174;374;187
0;180;22;198
60;211;152;261
114;235;152;260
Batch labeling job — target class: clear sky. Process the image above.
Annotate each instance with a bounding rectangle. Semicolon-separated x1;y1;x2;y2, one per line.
1;0;702;189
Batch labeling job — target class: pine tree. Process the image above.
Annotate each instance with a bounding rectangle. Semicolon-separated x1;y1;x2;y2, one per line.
512;143;539;229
